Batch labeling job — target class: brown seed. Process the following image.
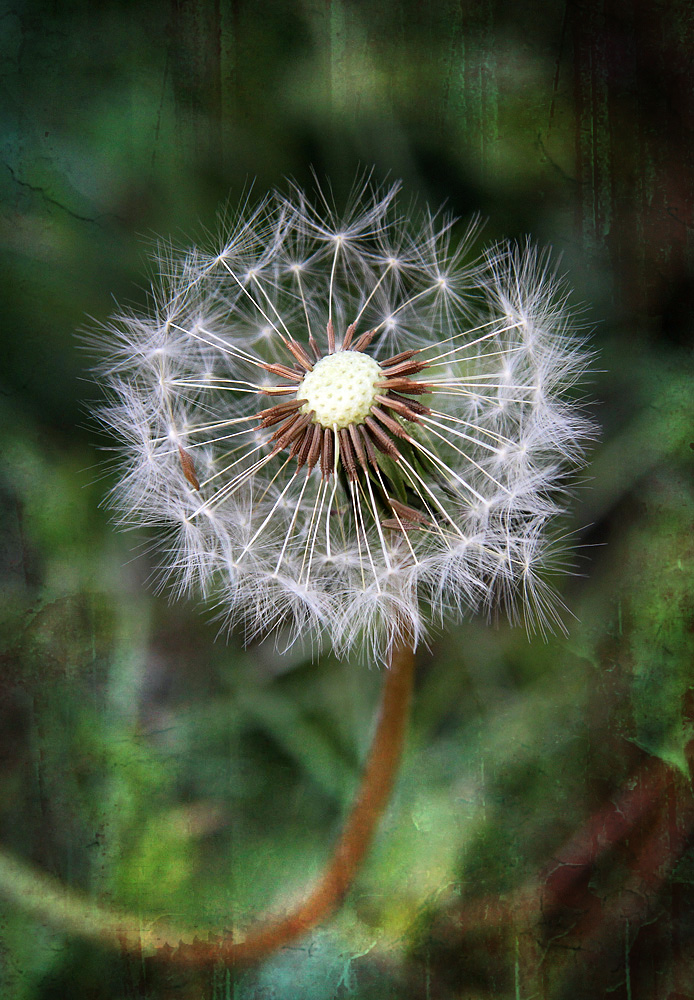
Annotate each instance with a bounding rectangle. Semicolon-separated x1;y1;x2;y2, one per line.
320;427;334;478
342;322;356;350
370;406;412;441
327;319;335;354
294;413;317;468
257;398;304;419
261;362;302;381
379;349;419;368
258;398;306;428
374;393;422;423
380;359;429;377
339;428;358;481
385;389;431;416
284;338;314;371
294;430;312;468
377;378;432;394
289;428;309;461
352;328;377;352
389;498;429;524
348;423;368;473
262;386;301;396
269;412;300;442
306;423;323;471
358;425;380;470
364;417;402;460
274;412;312;451
382;518;413;531
178;446;200;491
308;333;322;360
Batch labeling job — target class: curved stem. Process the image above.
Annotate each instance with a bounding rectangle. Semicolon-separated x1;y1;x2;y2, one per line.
225;634;416;963
0;638;416;967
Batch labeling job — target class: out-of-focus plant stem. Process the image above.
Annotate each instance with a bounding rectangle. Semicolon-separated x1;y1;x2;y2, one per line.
0;637;416;966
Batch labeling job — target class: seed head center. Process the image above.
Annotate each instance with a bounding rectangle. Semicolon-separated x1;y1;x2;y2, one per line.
299;350;381;429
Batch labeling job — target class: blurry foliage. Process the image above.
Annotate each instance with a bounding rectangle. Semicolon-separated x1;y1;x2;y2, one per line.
1;0;694;997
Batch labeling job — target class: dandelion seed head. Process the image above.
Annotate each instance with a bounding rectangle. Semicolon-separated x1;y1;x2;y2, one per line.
94;178;596;660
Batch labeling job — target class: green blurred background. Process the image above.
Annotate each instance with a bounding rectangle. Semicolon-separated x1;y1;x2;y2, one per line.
1;0;693;997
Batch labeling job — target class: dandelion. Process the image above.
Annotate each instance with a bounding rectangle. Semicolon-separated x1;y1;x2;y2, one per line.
0;176;596;967
97;178;594;661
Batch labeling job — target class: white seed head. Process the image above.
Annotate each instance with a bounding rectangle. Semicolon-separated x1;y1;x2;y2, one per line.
93;178;596;661
299;351;381;429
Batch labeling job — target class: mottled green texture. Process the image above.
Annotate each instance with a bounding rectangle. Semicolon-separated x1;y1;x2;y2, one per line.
1;0;694;997
626;479;694;773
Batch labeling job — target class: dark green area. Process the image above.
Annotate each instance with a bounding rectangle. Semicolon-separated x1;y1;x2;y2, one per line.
1;0;693;996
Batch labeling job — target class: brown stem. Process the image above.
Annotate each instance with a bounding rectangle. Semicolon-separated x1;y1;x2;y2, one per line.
207;634;415;964
0;637;416;968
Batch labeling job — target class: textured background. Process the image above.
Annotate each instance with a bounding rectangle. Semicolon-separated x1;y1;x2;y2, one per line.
1;1;693;997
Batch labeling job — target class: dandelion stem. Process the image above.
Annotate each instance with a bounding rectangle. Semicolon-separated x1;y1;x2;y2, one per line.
0;637;415;967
